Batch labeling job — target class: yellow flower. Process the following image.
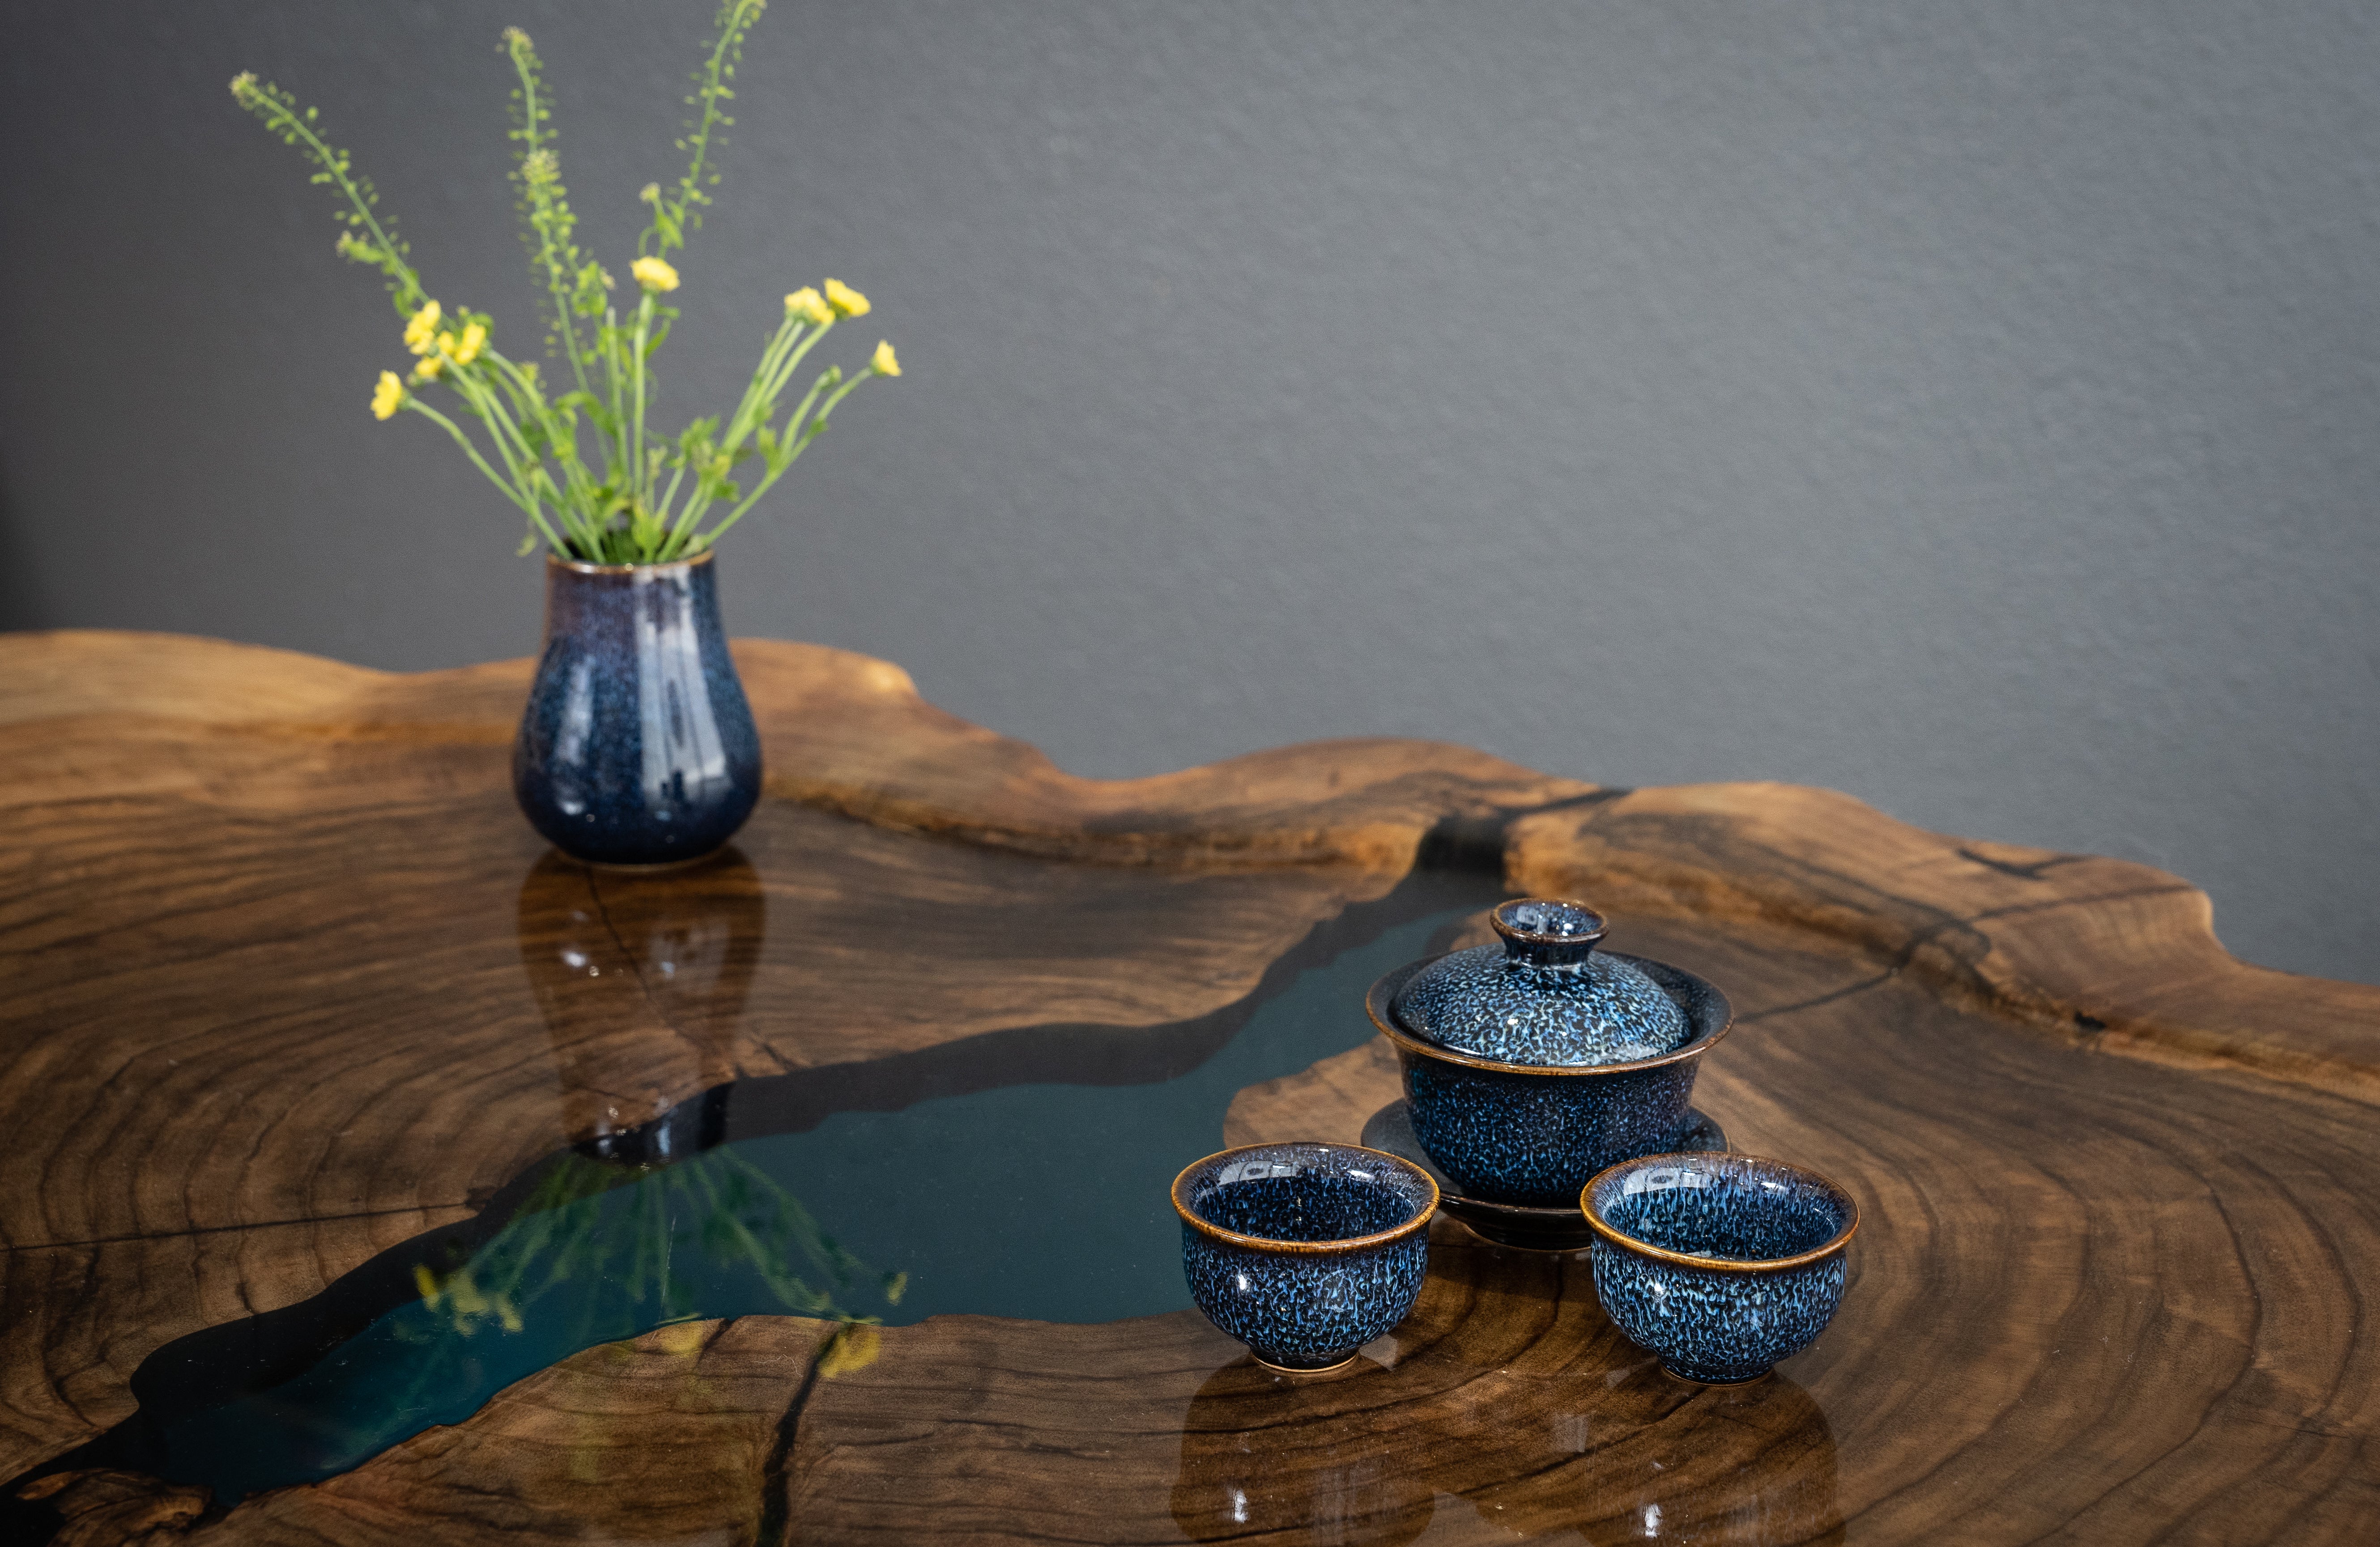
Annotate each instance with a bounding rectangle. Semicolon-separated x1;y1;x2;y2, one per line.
631;256;680;293
871;340;900;377
413;351;446;382
371;371;406;420
783;287;833;327
822;278;869;317
403;299;443;355
451;320;487;365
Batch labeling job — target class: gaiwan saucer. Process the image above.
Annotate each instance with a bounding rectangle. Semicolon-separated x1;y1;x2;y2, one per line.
1358;1098;1729;1252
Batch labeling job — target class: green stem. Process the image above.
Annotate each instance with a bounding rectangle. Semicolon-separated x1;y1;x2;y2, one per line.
405;399;565;553
248;94;420;315
715;315;805;454
699;370;873;548
655;462;688;527
751;322;835;436
506;42;596;400
643;0;764;259
605;312;630;485
481;350;600;548
630;293;655;513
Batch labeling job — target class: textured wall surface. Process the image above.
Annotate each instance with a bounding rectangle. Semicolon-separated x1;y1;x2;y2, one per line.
2;1;2374;984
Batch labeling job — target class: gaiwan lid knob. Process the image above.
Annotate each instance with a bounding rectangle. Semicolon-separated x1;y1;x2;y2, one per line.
1390;898;1690;1066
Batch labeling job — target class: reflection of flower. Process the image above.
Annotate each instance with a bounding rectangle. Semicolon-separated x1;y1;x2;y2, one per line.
403;1145;903;1365
413;1263;523;1334
817;1321;881;1378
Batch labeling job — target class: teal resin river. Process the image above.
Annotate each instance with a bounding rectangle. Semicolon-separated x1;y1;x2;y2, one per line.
71;877;1506;1505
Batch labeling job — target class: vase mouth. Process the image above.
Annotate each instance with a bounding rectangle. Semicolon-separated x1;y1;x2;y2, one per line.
545;549;717;577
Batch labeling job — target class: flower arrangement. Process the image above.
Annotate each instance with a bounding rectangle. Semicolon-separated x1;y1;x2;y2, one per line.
231;0;896;566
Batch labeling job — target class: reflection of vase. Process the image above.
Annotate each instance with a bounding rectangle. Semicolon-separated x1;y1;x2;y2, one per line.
514;552;761;867
516;848;766;1159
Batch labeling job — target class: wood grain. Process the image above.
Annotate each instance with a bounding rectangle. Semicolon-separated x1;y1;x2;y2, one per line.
4;629;2379;1543
31;1239;1847;1547
0;631;1576;1483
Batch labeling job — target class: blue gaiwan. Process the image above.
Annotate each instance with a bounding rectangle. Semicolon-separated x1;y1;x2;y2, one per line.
1365;898;1732;1208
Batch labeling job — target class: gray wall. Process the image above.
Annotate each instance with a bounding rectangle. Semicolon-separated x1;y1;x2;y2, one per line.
3;1;2375;985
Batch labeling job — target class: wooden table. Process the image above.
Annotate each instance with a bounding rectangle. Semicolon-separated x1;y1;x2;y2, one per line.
4;631;2376;1545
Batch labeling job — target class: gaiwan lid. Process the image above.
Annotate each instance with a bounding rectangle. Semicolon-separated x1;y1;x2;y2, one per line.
1392;898;1689;1067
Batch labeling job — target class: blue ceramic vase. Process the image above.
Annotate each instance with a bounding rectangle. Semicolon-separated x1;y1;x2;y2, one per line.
514;552;761;867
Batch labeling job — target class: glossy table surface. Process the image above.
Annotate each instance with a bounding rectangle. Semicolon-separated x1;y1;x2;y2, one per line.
4;631;2378;1545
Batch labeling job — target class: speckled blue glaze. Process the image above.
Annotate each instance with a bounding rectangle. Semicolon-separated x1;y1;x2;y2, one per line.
1394;899;1688;1065
1174;1143;1436;1371
514;554;761;867
1368;953;1732;1208
1400;1048;1700;1206
1584;1153;1858;1384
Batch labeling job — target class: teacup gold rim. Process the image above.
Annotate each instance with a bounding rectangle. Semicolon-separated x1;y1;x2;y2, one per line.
545;549;717;577
1363;954;1733;1077
1171;1142;1441;1255
1577;1151;1861;1274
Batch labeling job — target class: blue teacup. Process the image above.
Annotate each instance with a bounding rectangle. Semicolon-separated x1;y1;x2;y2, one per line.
1173;1142;1439;1374
1582;1151;1860;1385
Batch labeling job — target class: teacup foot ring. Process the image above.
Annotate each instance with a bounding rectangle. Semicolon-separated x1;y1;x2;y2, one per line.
1661;1364;1769;1387
1250;1351;1360;1376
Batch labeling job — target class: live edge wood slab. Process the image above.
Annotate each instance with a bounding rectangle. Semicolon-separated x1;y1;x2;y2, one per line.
3;629;2377;1545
